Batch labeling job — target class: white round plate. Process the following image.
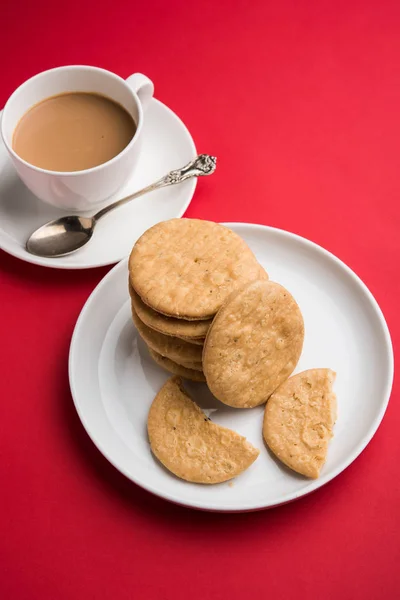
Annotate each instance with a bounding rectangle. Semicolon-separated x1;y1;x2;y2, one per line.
69;223;394;511
0;99;196;269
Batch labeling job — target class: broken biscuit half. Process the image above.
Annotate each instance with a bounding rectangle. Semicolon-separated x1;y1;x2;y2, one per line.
148;377;260;484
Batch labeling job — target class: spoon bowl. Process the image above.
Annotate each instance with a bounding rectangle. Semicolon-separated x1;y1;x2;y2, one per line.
27;216;95;257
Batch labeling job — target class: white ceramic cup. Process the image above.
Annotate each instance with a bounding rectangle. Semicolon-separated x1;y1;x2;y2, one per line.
0;66;154;211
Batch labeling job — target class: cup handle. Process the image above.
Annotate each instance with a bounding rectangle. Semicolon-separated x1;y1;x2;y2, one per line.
125;73;154;112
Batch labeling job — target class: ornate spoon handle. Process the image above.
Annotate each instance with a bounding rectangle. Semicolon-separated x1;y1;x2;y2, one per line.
94;154;217;221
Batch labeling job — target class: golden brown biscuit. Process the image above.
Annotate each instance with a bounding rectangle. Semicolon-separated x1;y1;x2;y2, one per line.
178;336;205;346
129;283;211;339
145;344;203;372
148;349;206;382
263;369;337;478
130;299;205;346
148;377;260;483
132;305;203;364
129;218;268;319
203;280;304;408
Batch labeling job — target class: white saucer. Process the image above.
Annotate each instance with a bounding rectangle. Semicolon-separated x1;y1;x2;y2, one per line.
0;99;197;269
69;223;394;511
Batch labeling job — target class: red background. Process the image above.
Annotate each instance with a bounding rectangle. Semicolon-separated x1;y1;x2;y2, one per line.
1;1;399;598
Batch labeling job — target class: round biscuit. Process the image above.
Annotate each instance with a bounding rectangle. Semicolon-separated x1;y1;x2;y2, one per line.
129;283;212;339
129;218;268;319
148;348;206;382
131;305;203;364
203;280;304;408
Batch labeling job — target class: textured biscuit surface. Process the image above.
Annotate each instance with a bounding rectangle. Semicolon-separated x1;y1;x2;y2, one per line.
129;218;268;319
132;306;203;364
148;349;206;382
263;369;337;478
129;284;211;339
148;377;260;483
203;280;304;408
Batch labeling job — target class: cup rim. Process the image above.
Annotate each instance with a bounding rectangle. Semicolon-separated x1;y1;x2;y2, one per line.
0;65;144;177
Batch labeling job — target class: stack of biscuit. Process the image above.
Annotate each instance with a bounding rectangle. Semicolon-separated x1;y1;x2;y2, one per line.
128;218;268;382
129;218;337;482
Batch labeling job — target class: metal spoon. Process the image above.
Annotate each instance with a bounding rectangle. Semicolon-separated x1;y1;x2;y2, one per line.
26;154;217;258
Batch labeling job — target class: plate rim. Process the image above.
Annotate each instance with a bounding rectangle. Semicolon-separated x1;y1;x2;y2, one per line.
0;98;197;270
69;222;394;511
